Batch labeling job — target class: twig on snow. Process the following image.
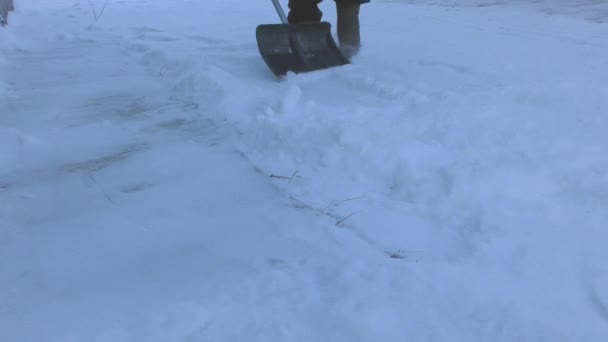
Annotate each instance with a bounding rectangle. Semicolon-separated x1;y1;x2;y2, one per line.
288;170;298;183
336;211;360;226
324;195;364;211
89;0;109;22
387;250;406;259
270;170;300;183
289;196;313;210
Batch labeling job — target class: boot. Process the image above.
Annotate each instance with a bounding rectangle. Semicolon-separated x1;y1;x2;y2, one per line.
288;0;323;24
336;1;361;59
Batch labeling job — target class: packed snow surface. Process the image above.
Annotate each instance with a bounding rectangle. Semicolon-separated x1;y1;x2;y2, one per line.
1;0;608;341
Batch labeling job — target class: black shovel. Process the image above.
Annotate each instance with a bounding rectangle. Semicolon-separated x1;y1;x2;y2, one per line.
256;0;350;77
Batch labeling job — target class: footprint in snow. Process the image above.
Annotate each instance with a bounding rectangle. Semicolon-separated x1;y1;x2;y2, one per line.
131;26;165;34
136;33;180;43
120;182;155;194
184;34;224;45
63;143;148;173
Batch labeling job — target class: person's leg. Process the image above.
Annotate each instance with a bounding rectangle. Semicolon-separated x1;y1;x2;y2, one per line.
336;0;368;58
0;1;8;27
287;0;323;24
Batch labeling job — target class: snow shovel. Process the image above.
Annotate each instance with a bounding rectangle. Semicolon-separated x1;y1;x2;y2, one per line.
256;0;350;77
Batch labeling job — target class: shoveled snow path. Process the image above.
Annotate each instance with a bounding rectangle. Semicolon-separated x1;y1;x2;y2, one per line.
2;0;608;341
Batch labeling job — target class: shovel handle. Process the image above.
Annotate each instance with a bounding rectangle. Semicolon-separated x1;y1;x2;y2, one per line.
271;0;288;24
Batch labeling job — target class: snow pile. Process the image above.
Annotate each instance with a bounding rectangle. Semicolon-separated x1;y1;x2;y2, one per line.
189;2;608;339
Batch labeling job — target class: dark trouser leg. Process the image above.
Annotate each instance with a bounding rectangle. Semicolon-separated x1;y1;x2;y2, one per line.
0;2;7;26
288;0;323;24
336;0;361;58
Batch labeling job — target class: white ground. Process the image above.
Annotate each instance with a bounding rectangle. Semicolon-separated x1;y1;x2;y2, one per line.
1;0;608;341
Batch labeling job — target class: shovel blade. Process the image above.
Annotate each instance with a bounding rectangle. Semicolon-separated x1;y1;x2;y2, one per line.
256;22;349;77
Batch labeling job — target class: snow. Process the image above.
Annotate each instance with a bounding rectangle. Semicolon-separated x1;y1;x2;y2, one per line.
2;0;608;341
